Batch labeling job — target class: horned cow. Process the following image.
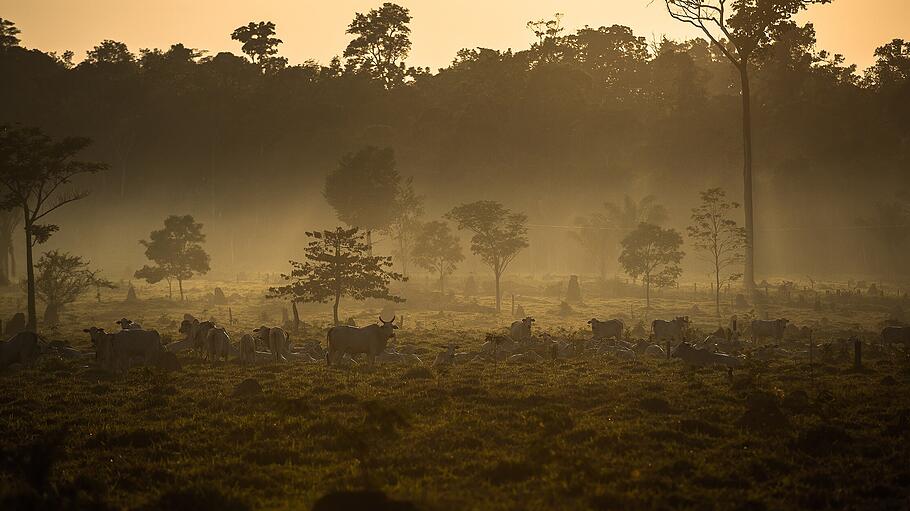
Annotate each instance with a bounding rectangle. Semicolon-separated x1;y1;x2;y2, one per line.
326;316;398;366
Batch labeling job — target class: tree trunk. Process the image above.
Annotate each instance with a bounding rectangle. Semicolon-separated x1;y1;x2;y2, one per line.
715;265;721;318
167;278;173;300
44;302;59;327
494;270;501;312
645;274;651;310
0;240;9;286
333;292;341;325
9;242;15;278
740;65;756;294
24;220;36;332
178;279;184;301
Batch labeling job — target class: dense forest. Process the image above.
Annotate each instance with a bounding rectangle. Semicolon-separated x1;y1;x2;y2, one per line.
1;9;908;281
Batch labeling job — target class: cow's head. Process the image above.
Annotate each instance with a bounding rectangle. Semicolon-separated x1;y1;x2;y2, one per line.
523;317;535;326
675;316;690;326
253;326;270;339
777;318;789;328
82;326;107;346
177;318;199;334
380;316;399;338
587;318;598;325
116;318;132;329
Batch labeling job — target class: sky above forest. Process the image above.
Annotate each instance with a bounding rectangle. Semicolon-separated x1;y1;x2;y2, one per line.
6;0;909;71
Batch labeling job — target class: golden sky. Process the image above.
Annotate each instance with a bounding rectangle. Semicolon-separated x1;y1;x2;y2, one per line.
5;0;909;71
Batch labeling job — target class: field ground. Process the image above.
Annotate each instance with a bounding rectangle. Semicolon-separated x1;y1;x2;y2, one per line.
1;279;909;510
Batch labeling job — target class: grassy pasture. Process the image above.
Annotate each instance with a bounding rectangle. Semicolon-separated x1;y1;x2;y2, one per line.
1;279;909;510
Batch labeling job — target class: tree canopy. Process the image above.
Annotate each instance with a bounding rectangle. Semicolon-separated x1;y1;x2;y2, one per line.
269;227;404;324
135;215;210;300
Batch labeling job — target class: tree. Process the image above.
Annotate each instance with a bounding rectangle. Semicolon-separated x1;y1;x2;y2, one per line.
569;211;612;280
604;195;668;235
344;2;412;87
135;215;210;301
858;196;910;277
412;221;464;293
619;223;684;309
84;39;135;65
34;250;114;326
446;201;529;312
0;18;20;51
664;0;831;294
230;21;286;74
382;176;424;277
0;209;18;285
687;188;746;316
324;146;401;247
0;125;106;331
269;227;404;325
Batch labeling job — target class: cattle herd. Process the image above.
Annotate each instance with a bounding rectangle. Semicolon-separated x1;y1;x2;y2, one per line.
0;310;908;372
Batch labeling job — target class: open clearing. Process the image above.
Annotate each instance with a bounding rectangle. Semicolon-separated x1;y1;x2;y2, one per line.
1;279;909;510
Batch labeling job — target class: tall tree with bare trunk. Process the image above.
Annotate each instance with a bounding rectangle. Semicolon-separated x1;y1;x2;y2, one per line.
0;125;105;331
663;0;830;294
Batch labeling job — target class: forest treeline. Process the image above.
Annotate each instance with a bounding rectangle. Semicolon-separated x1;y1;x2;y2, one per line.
0;8;908;278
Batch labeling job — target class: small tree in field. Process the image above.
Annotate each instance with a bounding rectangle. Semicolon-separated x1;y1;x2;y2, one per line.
412;220;463;294
34;250;114;326
269;227;405;325
0;125;106;331
135;215;210;301
688;188;746;317
446;201;528;313
619;223;684;309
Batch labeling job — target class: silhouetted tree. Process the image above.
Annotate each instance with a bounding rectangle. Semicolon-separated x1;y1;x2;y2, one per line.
619;223;684;309
569;212;612;280
687;188;746;316
412;220;463;293
446;201;528;312
664;0;830;294
324;146;401;247
344;2;412;87
135;215;210;301
382;176;423;277
34;250;113;326
858;196;910;277
0;208;18;285
0;18;20;51
231;21;286;74
83;39;135;65
0;125;106;331
269;227;404;325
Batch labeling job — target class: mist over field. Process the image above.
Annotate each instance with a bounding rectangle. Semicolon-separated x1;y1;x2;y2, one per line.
1;2;910;510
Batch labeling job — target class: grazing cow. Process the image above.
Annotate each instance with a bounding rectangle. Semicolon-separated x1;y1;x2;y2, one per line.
0;331;40;368
116;318;142;330
510;317;535;342
882;326;910;348
672;342;742;368
751;319;789;343
239;334;256;365
588;318;624;340
83;327;162;371
326;316;398;366
179;318;215;352
204;327;231;362
652;316;690;343
254;326;290;363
